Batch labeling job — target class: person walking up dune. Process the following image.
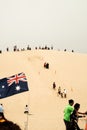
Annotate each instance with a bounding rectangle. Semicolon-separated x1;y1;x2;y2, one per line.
63;99;74;130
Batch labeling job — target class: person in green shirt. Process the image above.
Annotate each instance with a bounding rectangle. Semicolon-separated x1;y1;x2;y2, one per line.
63;99;74;130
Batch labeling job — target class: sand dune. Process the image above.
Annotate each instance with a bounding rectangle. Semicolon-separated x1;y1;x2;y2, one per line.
0;50;87;130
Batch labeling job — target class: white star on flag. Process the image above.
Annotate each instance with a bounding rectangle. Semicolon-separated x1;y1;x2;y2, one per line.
2;85;5;88
16;86;21;91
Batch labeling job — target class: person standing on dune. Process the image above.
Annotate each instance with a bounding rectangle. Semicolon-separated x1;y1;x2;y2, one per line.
70;103;87;130
63;99;74;130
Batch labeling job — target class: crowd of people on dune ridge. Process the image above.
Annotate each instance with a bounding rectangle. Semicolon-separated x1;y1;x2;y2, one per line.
0;44;75;53
0;45;54;53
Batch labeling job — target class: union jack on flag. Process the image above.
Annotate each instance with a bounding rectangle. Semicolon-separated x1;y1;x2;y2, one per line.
7;72;27;86
0;72;29;99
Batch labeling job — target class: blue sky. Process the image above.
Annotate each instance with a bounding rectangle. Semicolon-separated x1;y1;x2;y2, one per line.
0;0;87;53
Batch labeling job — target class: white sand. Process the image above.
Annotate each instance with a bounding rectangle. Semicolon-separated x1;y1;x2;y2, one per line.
0;50;87;130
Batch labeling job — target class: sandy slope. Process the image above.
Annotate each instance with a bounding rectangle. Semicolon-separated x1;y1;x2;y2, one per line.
0;50;87;130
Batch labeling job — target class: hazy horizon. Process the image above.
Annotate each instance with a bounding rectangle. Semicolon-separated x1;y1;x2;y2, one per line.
0;0;87;53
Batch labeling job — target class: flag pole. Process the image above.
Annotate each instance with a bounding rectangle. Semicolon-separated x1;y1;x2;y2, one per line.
26;112;29;130
24;74;30;130
24;112;29;130
26;92;29;130
24;91;29;130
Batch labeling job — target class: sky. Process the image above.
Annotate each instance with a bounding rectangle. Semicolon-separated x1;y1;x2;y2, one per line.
0;0;87;53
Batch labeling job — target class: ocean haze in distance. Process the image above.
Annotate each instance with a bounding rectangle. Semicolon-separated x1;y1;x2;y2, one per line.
0;0;87;53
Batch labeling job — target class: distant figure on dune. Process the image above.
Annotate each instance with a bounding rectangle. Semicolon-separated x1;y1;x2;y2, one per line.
24;105;29;114
44;62;49;69
46;63;49;69
58;86;64;98
60;92;63;98
44;62;47;68
53;82;56;89
0;50;2;53
63;89;67;98
58;86;61;95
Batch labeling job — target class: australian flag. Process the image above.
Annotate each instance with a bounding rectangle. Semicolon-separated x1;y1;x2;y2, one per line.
0;72;29;99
